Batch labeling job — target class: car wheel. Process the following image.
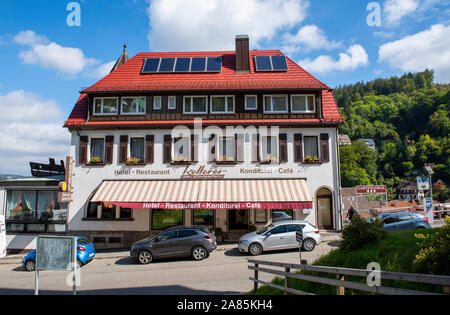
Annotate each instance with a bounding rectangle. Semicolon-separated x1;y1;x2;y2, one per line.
302;239;316;252
25;260;36;272
192;246;207;261
248;243;263;256
137;250;153;264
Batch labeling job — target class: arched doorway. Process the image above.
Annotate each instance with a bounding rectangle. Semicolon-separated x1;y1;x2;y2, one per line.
316;188;333;229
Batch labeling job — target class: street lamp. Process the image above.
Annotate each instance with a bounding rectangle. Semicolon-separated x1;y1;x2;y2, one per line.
424;164;434;224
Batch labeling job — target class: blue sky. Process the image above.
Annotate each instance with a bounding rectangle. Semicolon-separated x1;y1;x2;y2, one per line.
0;0;449;174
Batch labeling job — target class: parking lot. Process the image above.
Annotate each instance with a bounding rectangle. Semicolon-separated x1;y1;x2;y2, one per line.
0;239;339;295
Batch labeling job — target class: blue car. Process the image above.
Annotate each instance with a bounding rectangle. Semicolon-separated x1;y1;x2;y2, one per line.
367;211;431;232
22;237;95;271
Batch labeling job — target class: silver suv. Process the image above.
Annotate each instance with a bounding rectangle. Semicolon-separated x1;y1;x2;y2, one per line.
130;226;217;264
238;220;321;256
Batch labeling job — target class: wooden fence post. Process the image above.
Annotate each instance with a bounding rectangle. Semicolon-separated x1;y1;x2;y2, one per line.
254;263;259;293
337;274;345;295
285;267;291;295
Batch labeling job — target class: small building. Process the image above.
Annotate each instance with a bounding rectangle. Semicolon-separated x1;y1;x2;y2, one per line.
396;181;418;201
358;138;376;151
338;134;352;146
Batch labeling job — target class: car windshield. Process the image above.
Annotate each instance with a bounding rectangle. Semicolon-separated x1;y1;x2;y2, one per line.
256;224;274;235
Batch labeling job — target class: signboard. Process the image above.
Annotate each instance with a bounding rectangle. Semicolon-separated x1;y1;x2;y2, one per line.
112;201;314;210
35;236;77;295
417;177;430;191
58;192;73;203
356;185;387;194
296;228;304;243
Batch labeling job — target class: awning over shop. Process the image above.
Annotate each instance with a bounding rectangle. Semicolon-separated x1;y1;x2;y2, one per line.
91;179;313;210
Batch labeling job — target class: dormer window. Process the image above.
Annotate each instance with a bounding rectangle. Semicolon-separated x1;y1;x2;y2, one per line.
121;97;146;115
291;95;315;113
93;97;118;115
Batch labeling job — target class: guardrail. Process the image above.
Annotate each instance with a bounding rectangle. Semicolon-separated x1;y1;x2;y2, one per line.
249;259;450;295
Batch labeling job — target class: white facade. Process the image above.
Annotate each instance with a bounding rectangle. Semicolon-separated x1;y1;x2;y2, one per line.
67;126;342;246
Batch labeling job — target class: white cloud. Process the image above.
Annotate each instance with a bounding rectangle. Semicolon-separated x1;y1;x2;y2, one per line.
384;0;419;24
147;0;310;51
0;90;70;175
90;61;116;79
378;24;450;82
283;25;341;54
299;45;369;74
14;30;113;79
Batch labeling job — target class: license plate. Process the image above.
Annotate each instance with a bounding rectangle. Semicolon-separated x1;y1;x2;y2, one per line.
89;253;94;257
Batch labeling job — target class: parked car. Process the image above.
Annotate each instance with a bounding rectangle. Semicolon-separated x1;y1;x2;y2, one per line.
130;226;217;264
368;211;431;232
272;211;293;222
238;221;321;256
22;237;95;272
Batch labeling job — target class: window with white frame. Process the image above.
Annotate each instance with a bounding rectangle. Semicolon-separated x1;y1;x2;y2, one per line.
218;137;235;162
261;136;278;162
210;96;234;113
121;97;146;115
173;137;190;162
245;95;258;110
304;136;319;159
183;96;208;114
93;97;118;115
153;96;162;110
168;96;176;110
263;95;288;113
291;95;315;113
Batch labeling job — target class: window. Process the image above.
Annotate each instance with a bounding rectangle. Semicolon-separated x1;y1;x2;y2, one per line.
268;225;287;235
291;95;315;113
286;224;304;232
272;210;294;221
120;207;132;219
121;97;146;114
130;138;145;162
183;96;208;114
245;95;258;110
173;137;190;162
152;209;184;230
158;230;178;240
383;215;399;225
263;95;288;113
101;203;115;220
153;96;162;110
210;96;234;113
179;229;198;238
218;137;235;162
86;202;98;219
261;136;278;162
193;209;215;231
90;138;105;162
304;136;319;160
93;97;118;115
168;96;176;110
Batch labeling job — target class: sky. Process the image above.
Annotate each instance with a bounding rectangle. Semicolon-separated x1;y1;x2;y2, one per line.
0;0;449;175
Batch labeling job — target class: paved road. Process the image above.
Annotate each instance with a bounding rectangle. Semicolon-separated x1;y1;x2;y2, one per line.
0;240;339;295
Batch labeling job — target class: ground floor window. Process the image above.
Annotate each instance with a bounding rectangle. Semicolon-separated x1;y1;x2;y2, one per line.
86;202;133;220
271;209;294;221
254;210;268;224
152;209;184;230
193;209;215;231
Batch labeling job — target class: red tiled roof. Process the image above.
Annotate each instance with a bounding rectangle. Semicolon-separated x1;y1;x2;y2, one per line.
65;50;343;127
82;50;329;93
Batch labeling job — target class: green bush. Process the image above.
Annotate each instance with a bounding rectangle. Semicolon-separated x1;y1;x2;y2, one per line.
413;216;450;275
339;215;387;251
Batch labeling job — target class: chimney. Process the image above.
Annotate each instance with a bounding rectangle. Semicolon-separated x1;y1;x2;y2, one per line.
235;35;250;73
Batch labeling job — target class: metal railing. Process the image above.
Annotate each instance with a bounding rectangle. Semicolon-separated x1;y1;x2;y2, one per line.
249;259;450;295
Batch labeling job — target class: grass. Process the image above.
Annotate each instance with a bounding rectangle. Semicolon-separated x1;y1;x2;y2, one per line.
252;228;446;295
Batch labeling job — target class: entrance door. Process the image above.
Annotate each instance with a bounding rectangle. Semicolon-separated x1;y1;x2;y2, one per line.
316;188;333;229
228;210;249;230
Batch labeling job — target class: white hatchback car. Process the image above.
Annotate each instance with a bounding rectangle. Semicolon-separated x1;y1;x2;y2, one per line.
238;220;321;256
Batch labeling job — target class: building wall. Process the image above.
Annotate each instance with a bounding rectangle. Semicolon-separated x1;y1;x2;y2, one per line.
67;126;341;245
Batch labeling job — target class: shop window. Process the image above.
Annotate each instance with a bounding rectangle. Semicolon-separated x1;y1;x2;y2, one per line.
254;210;268;224
120;207;132;219
304;136;319;160
86;202;99;218
101;203;115;220
131;138;145;162
152;209;183;230
6;191;37;221
272;210;294;221
193;209;215;231
37;191;67;222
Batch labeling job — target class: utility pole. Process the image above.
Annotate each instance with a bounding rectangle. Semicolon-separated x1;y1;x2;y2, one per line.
424;164;434;224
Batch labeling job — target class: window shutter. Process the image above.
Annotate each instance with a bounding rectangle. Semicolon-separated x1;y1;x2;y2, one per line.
105;136;114;164
119;136;128;164
279;134;287;163
320;133;330;163
236;134;244;162
145;135;154;164
252;134;260;162
163;135;172;163
191;135;198;162
294;134;303;163
208;134;216;162
79;136;88;164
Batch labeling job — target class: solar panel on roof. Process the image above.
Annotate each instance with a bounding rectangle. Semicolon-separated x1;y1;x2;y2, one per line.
158;58;176;72
191;57;206;72
206;57;222;72
175;57;191;72
271;55;288;71
255;56;272;71
142;58;160;73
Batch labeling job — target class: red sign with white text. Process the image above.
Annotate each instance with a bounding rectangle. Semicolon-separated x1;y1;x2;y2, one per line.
356;185;387;194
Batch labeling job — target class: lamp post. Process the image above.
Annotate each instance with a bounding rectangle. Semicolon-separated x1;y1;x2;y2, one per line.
424;164;434;224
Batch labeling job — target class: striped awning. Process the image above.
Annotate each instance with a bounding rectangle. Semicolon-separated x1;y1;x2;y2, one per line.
91;179;312;210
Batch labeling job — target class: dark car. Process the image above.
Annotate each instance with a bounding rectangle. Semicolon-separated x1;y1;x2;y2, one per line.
369;211;431;232
130;226;217;264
